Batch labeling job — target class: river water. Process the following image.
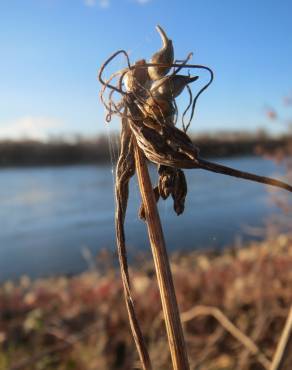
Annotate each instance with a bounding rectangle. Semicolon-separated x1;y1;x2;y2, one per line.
0;156;286;281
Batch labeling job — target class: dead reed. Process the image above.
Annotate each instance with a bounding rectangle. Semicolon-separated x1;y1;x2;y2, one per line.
98;25;292;369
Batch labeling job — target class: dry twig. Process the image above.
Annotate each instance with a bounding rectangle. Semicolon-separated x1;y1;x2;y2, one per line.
270;306;292;370
180;305;271;369
135;143;190;370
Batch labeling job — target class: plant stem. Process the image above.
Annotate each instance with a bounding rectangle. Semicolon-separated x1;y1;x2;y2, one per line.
134;143;190;370
270;306;292;370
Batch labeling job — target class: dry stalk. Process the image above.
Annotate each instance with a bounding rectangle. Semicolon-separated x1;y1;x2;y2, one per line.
98;25;292;370
270;306;292;370
181;305;271;369
134;143;190;370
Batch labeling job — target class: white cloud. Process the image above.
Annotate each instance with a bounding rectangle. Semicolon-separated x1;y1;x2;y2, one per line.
84;0;110;8
0;116;63;141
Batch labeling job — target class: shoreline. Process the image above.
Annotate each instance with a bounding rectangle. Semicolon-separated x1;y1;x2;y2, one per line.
0;133;290;167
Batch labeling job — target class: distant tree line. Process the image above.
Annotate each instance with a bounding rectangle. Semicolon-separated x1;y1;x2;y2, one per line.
0;135;112;166
0;132;290;167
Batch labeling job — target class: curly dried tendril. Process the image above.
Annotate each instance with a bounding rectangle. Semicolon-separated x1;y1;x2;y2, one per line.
99;53;214;130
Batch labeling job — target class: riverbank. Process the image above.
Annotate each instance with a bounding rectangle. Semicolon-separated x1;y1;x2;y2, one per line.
1;233;291;369
0;132;290;167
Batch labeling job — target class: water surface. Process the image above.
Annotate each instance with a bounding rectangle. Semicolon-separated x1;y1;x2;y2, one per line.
0;157;286;281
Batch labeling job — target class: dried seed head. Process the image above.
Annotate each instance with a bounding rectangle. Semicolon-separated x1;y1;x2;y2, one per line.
157;166;188;215
158;165;175;199
151;75;199;99
124;59;150;94
143;96;175;124
172;169;187;215
148;25;174;81
138;166;188;221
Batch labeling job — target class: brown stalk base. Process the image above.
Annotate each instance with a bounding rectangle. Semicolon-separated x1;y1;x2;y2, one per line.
134;143;190;370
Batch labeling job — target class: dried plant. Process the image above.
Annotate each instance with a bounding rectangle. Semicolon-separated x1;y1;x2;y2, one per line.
98;25;292;369
1;234;291;369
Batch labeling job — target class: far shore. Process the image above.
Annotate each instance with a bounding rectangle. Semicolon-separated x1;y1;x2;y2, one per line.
0;131;291;167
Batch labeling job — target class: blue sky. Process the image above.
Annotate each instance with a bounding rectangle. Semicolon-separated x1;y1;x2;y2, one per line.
1;0;292;140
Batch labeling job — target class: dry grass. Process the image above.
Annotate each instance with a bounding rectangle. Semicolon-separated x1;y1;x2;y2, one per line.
0;233;291;370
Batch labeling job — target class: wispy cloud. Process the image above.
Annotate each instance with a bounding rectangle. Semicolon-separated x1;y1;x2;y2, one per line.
134;0;152;4
0;116;63;141
99;0;110;7
84;0;96;6
84;0;151;8
84;0;110;8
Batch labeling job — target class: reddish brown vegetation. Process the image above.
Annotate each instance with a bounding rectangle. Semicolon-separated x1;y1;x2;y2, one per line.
0;234;291;369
